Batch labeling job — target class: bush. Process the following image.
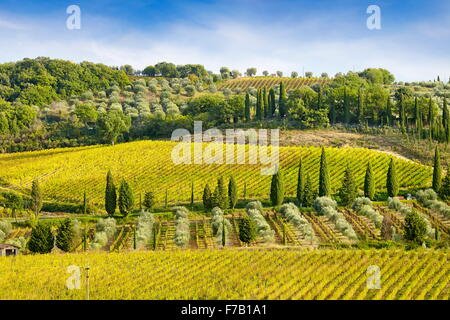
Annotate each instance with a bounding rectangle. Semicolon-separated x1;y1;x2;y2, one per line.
352;198;383;228
279;203;317;244
0;220;12;242
91;217;116;250
136;210;154;249
27;223;53;254
211;207;231;245
173;206;190;247
246;205;275;243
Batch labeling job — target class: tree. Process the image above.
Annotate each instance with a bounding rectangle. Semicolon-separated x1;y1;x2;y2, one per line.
386;158;399;197
4;192;23;222
203;184;213;210
262;70;269;76
244;93;251;121
142;65;156;76
28;222;53;254
439;167;450;200
318;147;330;197
270;169;284;206
30;179;43;216
228;176;238;209
364;161;375;200
105;170;116;216
381;212;393;240
98;110;131;145
246;68;257;77
296;159;305;206
239;215;256;244
338;166;357;206
404;209;427;244
432;146;441;192
291;71;298;78
118;179;134;216
120;65;134;76
302;174;315;207
276;71;283;77
278;82;287;118
212;176;228;209
269;88;276;117
256;89;262;120
343;87;350;124
143;191;155;211
82;191;88;215
220;67;231;79
56;218;77;252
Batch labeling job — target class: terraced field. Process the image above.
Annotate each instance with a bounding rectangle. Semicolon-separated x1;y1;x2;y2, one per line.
219;76;330;91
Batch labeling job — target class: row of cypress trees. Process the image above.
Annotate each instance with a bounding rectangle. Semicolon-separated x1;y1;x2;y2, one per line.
203;176;239;210
105;170;134;216
244;82;288;121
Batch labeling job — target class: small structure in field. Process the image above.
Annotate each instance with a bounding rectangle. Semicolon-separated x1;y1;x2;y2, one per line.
0;244;20;256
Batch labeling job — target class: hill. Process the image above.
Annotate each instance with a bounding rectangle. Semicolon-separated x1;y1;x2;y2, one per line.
0;140;431;207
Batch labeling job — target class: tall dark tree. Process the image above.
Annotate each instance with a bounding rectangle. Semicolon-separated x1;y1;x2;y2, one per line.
318;147;331;197
255;89;262;121
338;166;357;206
399;93;406;134
270;169;284;206
269;88;276;117
279;81;287;118
56;218;77;252
404;209;427;244
364;161;375;200
381;212;394;240
228;176;238;209
386;158;399;197
296;159;305;206
118;179;134;216
343;87;350;124
302;174;315;207
30;179;43;216
203;184;213;210
386;96;392;126
105;170;117;217
356;89;363;124
143;191;155;211
239;215;256;244
82;191;88;215
263;87;269;118
28;222;53;254
244;92;251;122
439;167;450;200
213;176;228;209
432;146;442;192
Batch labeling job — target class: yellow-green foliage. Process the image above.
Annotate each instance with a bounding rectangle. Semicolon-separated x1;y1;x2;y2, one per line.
0;248;447;300
0;141;431;206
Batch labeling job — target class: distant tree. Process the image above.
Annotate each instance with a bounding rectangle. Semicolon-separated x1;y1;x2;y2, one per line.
269;88;276;117
105;170;117;216
364;161;375;200
203;184;213;210
28;222;53;254
246;68;257;77
98;110;131;145
220;67;230;79
142;65;156;76
302;174;315;207
228;176;238;209
56;218;77;252
231;69;241;79
118;179;134;216
30;179;43;216
432;146;442;193
270;169;284;206
338;166;357;206
239;215;256;244
321;73;329;78
120;64;134;76
262;70;269;76
318;147;330;197
4;192;23;222
404;210;427;244
296;159;305;206
386;158;399;197
278;82;287;118
276;71;283;77
291;71;298;78
305;72;313;78
143;191;155;211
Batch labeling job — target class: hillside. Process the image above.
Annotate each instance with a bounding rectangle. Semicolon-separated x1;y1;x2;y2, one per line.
219;76;330;91
0;140;432;207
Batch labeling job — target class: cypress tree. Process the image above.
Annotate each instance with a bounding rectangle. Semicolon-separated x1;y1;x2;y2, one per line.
414;96;419;126
221;215;226;247
279;81;287;118
343;87;350;124
356;89;363;124
143;191;155;210
318;147;331;197
213;176;228;209
263;87;269;118
317;86;322;109
443;96;448;129
82;191;88;215
428;96;433;126
30;179;43;216
238;215;256;245
446;118;450;144
399;94;406;134
339;166;357;206
417;109;423;139
386;158;399;197
302;174;315;207
296;159;305;206
56;218;76;252
439;167;450;200
28;222;53;254
432;146;442;192
243;182;247;200
190;181;194;208
386;96;392;126
269;88;276;117
364;161;375;200
255;89;262;120
105;170;117;217
118;179;134;217
228;176;238;209
270;169;284;206
202;184;212;210
244;92;251;122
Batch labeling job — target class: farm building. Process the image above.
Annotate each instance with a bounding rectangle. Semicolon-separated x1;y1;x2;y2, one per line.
0;244;20;257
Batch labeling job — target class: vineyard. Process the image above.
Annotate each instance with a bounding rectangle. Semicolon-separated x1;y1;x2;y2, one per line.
0;141;432;207
219;76;331;91
0;248;447;300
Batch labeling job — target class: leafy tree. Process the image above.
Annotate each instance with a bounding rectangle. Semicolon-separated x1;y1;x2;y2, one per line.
30;179;43;216
56;218;77;252
246;68;257;77
228;176;238;209
74;103;98;126
143;191;155;211
364;161;375;200
239;215;256;244
28;222;53;254
432;146;441;192
98;110;131;145
386;158;399;197
318;147;330;197
105;170;116;216
142;65;156;76
120;65;134;76
276;71;283;77
4;192;23;222
291;71;298;78
338;166;357;206
296;159;305;206
270;169;284;206
220;67;230;79
404;209;427;244
203;184;213;210
118;179;134;216
279;82;287;118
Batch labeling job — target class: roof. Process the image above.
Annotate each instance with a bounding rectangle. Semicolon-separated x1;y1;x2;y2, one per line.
0;244;20;249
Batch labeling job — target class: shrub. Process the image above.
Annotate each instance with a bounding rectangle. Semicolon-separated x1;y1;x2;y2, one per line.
211;207;231;245
0;220;12;242
136;210;154;249
173;206;190;247
352;197;383;228
279;203;317;243
246;204;274;243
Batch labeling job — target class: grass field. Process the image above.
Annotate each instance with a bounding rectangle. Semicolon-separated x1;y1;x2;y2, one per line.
0;248;447;300
0;140;432;206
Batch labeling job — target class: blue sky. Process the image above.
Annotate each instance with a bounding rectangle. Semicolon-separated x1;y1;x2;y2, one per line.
0;0;449;81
